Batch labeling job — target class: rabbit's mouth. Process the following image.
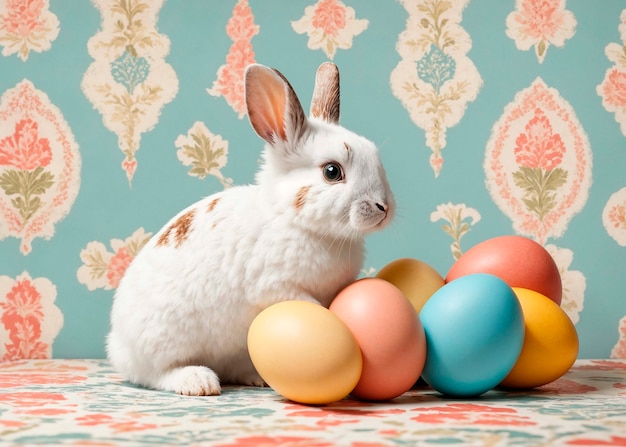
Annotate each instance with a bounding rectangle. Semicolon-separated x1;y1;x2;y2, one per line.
372;207;393;231
351;200;393;233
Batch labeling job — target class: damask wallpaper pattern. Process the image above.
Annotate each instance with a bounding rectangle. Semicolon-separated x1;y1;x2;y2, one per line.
0;0;625;360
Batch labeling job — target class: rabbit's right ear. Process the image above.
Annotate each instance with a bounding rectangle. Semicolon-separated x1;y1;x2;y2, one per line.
310;62;340;124
245;64;308;151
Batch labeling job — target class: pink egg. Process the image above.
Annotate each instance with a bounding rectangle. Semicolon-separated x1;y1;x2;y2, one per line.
446;235;562;305
330;278;426;401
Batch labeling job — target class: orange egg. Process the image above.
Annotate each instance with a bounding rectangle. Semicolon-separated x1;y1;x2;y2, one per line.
376;258;445;313
330;278;426;401
446;235;562;305
500;288;579;389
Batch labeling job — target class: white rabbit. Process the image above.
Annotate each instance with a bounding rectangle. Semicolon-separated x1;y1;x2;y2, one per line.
107;62;395;396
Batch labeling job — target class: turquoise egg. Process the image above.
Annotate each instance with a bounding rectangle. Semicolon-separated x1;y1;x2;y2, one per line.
419;273;524;397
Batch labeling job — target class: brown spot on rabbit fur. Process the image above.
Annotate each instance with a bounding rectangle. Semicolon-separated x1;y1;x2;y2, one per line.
207;197;220;213
156;209;196;248
294;186;311;210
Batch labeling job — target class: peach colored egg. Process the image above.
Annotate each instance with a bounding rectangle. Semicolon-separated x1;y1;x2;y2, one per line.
446;235;562;305
376;258;445;313
330;278;426;401
247;300;362;405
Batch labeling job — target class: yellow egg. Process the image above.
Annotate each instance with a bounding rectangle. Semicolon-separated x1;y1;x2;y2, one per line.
376;258;445;313
500;288;579;389
247;300;362;404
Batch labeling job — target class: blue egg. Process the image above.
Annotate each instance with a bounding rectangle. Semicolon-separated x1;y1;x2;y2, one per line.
419;273;524;397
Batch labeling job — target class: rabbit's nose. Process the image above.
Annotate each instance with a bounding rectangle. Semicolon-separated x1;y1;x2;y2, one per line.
375;202;388;213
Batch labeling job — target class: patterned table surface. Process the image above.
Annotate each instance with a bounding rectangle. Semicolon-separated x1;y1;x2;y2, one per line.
1;359;625;446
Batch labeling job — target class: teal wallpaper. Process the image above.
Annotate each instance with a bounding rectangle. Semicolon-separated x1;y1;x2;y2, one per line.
0;0;625;360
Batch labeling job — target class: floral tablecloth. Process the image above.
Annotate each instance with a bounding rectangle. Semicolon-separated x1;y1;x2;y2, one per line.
1;359;625;446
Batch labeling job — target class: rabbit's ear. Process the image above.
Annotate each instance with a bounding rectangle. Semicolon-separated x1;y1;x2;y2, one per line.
310;62;340;124
245;64;308;148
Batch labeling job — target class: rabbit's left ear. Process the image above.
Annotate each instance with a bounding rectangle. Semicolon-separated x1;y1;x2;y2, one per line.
310;62;340;124
245;64;308;147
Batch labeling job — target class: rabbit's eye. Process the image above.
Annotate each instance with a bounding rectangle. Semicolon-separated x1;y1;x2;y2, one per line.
322;162;344;183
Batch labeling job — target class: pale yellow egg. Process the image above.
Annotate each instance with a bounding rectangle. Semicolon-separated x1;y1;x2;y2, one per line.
247;300;362;405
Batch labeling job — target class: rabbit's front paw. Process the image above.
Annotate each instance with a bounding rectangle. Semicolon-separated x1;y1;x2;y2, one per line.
160;366;221;396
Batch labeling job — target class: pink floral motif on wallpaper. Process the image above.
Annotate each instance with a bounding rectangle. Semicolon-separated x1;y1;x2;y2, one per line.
390;0;482;177
0;80;80;255
513;108;568;223
597;10;626;137
600;69;626;109
0;119;53;224
485;77;592;245
291;0;368;60
602;187;626;246
207;0;258;119
611;315;626;358
506;0;576;64
0;0;59;61
77;228;152;291
598;11;626;251
81;0;178;185
0;271;63;361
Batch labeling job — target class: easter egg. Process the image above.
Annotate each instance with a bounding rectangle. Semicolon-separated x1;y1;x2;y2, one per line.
330;278;426;401
376;258;445;313
500;288;579;389
446;235;562;305
247;300;362;405
419;274;525;397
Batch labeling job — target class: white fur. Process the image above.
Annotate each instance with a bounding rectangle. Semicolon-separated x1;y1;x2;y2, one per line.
107;64;394;395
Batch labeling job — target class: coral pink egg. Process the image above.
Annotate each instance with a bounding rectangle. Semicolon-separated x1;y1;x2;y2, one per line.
446;235;562;305
330;278;426;401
